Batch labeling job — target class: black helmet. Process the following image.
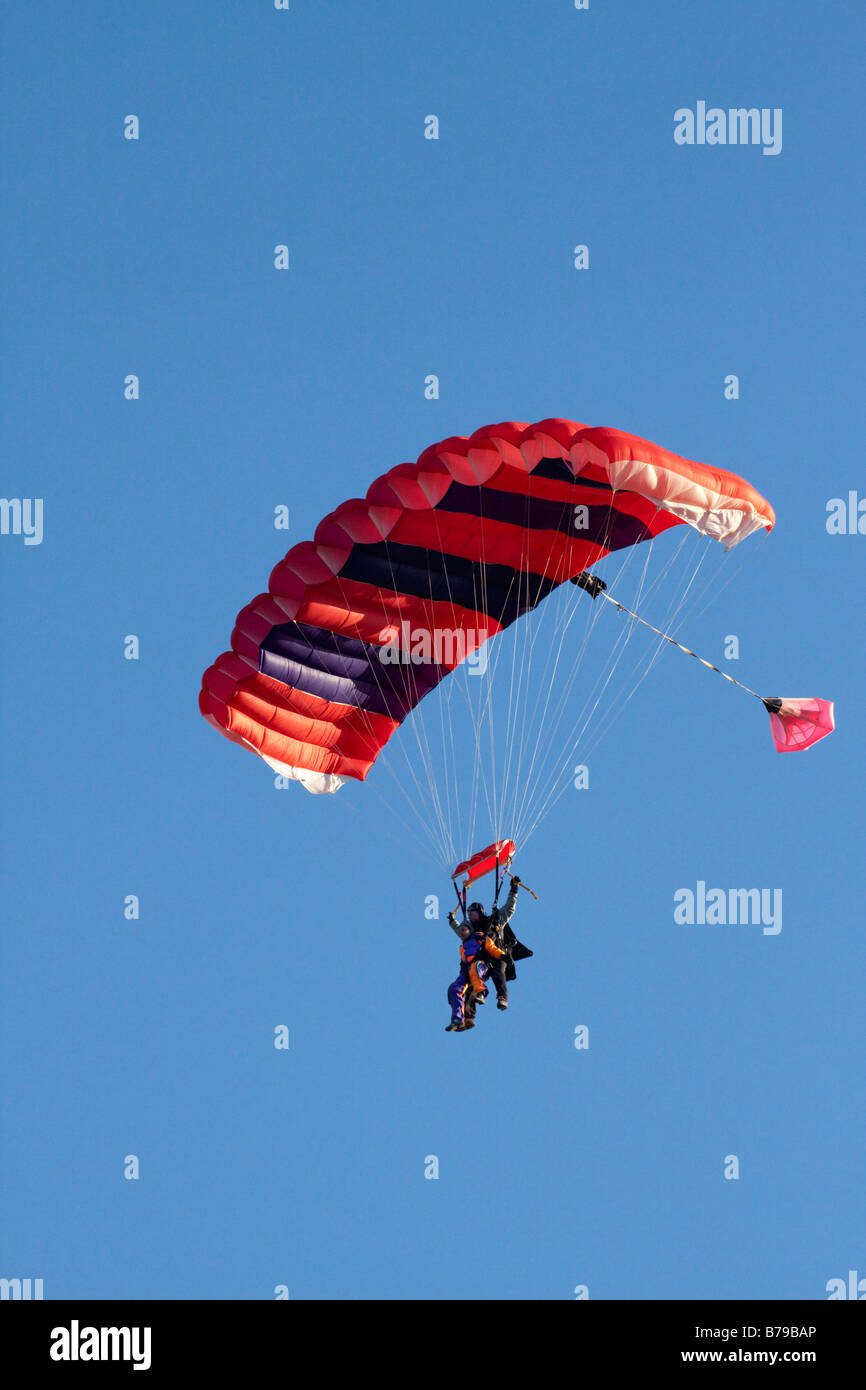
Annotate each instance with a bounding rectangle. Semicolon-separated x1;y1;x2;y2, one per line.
468;902;485;916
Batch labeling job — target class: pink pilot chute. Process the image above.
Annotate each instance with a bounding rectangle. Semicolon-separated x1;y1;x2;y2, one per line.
763;698;836;753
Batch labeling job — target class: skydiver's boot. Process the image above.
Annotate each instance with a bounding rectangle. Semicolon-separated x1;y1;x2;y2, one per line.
445;1020;464;1031
497;998;509;1010
462;1019;475;1030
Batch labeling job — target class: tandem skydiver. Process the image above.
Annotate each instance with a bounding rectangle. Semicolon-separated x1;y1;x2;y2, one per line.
445;914;506;1033
445;875;533;1031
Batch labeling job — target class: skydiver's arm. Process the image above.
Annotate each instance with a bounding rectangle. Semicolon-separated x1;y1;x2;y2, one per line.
482;936;506;960
495;882;519;927
448;911;468;938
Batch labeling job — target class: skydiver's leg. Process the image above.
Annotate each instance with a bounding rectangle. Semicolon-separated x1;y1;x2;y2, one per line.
487;956;508;1005
468;960;489;999
448;974;468;1025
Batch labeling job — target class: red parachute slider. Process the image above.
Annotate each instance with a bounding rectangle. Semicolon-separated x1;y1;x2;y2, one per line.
762;698;836;753
452;839;516;889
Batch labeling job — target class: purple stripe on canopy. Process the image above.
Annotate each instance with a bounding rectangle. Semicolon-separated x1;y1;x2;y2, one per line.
259;621;448;722
435;482;656;551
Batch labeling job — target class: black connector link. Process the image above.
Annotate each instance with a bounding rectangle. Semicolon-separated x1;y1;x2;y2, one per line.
570;571;608;599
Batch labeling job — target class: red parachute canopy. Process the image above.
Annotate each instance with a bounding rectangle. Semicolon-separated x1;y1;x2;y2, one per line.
200;418;774;793
452;839;516;888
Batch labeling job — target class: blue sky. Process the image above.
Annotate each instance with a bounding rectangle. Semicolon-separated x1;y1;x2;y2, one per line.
1;1;863;1300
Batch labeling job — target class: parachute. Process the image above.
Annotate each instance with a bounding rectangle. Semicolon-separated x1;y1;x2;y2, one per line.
763;698;836;753
200;418;830;868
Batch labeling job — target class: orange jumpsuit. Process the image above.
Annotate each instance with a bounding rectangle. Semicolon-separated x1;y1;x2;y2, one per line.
460;930;506;998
